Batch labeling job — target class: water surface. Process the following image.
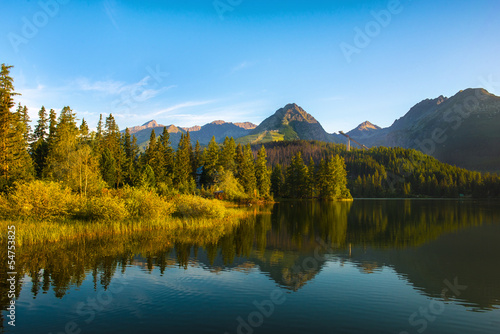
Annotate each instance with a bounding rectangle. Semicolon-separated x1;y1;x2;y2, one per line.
2;199;500;333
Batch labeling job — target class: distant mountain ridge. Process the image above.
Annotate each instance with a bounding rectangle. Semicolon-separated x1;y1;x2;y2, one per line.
348;88;500;171
122;88;500;172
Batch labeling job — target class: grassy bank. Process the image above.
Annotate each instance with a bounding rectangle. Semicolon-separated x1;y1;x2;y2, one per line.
0;180;251;245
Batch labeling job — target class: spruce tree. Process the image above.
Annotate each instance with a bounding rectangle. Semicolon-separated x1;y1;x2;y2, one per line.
44;106;79;183
202;136;220;185
0;64;33;188
255;145;271;198
47;109;57;146
239;144;256;195
175;132;195;193
270;164;284;198
220;136;236;174
285;152;308;198
122;128;138;186
31;106;49;177
159;126;174;182
143;129;159;185
193;140;202;170
101;114;124;188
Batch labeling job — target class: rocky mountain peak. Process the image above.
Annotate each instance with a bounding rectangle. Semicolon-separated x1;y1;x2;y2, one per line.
357;121;381;131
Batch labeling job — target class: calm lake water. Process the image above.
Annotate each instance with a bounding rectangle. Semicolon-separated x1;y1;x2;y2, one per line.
2;199;500;334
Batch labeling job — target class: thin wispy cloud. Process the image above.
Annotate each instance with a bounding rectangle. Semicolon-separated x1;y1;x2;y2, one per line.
75;77;176;102
152;100;217;117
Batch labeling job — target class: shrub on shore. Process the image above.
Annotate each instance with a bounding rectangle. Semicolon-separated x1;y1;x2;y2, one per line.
121;186;175;220
173;194;227;219
1;181;78;220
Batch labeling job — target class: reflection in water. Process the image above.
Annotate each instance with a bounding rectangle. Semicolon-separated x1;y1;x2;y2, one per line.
1;199;500;331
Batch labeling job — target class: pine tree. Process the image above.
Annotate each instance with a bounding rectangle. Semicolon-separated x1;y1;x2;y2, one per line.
100;114;124;188
122;128;139;186
44;106;79;183
193;140;202;170
255;145;271;198
80;118;89;140
96;114;103;142
202;136;220;186
159;126;174;182
47;109;57;146
270;164;284;198
31;106;49;177
285;152;308;198
239;144;256;195
142;128;166;187
175;132;195;193
306;156;316;198
220;137;236;174
0;64;33;188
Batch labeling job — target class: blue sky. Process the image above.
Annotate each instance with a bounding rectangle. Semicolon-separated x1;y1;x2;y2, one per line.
2;0;499;133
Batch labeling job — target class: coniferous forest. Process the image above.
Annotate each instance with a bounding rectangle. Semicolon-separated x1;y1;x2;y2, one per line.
0;64;353;229
1;61;500;229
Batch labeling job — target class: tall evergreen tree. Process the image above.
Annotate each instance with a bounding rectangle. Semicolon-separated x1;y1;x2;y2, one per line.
79;118;89;140
175;132;195;192
270;164;284;198
220;137;236;174
160;127;175;179
202;136;220;186
31;106;50;177
193;140;202;170
239;144;256;195
47;108;57;146
0;64;32;188
285;152;308;198
255;145;271;198
122;128;139;186
100;114;124;188
44;106;79;183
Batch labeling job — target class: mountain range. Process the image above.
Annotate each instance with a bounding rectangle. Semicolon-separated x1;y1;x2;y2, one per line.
122;88;500;172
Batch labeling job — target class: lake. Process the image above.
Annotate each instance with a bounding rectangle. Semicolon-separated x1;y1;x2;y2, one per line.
2;199;500;333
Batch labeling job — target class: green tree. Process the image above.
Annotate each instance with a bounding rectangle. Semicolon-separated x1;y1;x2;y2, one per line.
270;164;284;198
44;106;79;184
255;145;271;198
159;126;174;183
201;136;220;186
0;64;33;188
220;137;236;174
175;132;195;193
142;129;159;186
239;144;256;195
193;140;202;171
100;114;124;188
31;106;49;177
122;128;139;186
285;152;308;198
